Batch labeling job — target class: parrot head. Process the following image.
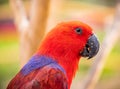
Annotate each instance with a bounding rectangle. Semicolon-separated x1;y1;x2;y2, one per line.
38;21;99;59
37;21;99;86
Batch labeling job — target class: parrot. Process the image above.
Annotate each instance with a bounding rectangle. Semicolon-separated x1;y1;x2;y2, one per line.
7;21;99;89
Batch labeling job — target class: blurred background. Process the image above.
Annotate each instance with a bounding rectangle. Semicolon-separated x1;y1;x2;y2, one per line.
0;0;120;89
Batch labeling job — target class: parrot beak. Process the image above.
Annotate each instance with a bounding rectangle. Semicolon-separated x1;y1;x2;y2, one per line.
80;34;99;59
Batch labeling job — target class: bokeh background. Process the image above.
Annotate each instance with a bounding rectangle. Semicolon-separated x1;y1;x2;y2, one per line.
0;0;120;89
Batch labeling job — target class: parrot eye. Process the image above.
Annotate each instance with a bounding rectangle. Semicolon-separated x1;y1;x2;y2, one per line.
75;28;82;34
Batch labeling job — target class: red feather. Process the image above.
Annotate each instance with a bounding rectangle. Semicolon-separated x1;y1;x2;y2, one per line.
7;64;68;89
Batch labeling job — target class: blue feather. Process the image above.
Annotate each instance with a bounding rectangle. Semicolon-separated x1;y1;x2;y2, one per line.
21;55;66;76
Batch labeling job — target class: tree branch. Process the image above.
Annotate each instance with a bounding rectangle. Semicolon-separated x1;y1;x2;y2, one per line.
29;0;50;38
10;0;50;67
80;1;120;89
19;0;50;67
10;0;29;31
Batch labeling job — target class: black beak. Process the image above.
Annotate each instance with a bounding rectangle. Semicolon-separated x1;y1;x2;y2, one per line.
80;34;99;59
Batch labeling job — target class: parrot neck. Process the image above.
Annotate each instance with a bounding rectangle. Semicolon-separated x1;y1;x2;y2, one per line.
57;55;80;88
37;46;81;88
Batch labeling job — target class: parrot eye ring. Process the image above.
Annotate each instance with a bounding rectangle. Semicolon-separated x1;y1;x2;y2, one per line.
75;28;82;34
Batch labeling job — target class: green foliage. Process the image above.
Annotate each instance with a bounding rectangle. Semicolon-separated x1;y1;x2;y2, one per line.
69;0;116;6
0;0;9;5
0;37;19;89
0;63;19;89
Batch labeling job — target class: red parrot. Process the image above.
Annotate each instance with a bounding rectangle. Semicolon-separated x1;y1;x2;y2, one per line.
7;21;99;89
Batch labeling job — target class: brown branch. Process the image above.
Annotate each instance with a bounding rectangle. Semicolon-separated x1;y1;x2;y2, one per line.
10;0;29;31
29;0;50;37
80;1;120;89
10;0;50;67
19;0;50;67
46;0;64;32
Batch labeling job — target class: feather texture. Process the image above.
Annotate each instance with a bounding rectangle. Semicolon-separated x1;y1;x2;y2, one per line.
7;55;68;89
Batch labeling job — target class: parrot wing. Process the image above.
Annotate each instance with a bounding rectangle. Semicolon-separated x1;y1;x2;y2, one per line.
24;64;68;89
7;56;68;89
